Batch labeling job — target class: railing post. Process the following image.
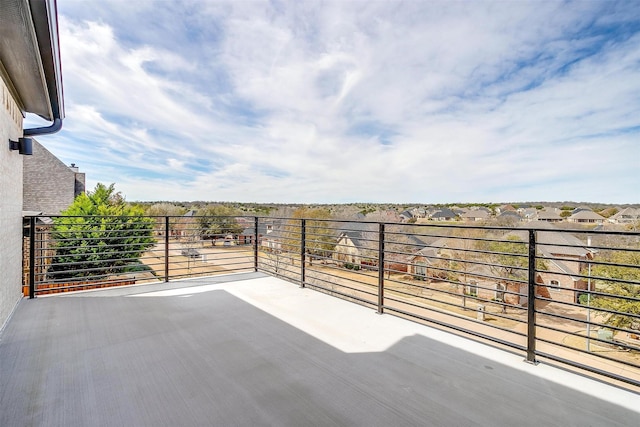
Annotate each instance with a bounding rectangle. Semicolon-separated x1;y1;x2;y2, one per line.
300;219;306;288
525;229;538;364
377;222;385;314
29;216;36;299
164;216;170;282
254;216;259;272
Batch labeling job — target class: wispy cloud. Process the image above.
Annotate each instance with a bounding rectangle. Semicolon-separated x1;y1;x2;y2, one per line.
34;0;640;204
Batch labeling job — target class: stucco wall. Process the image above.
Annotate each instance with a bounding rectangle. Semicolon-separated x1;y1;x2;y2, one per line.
0;76;25;329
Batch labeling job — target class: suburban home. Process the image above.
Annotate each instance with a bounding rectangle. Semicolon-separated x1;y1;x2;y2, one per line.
497;210;522;223
520;208;538;221
460;209;491;222
333;230;368;265
0;0;64;327
608;207;640;225
332;221;382;266
429;208;458;221
259;219;284;251
568;210;605;224
507;222;596;304
536;208;563;222
407;237;452;279
496;204;516;214
399;209;415;222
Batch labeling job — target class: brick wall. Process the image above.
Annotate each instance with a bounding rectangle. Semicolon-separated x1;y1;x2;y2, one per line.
0;75;25;329
23;139;81;215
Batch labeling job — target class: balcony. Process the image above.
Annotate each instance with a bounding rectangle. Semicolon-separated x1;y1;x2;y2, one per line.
3;215;639;424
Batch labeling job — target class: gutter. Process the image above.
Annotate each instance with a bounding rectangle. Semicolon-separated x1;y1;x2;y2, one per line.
23;117;62;136
24;0;64;137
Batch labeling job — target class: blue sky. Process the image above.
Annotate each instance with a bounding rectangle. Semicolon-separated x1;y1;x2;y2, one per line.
30;0;640;204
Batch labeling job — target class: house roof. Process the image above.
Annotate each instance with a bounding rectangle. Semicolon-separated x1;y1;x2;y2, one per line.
337;231;367;249
610;207;640;222
498;211;521;219
536;209;563;220
460;210;490;219
569;211;605;220
511;222;593;258
572;206;593;214
431;208;457;219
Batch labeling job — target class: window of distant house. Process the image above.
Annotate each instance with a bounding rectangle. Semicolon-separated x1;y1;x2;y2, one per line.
466;280;478;296
549;280;560;288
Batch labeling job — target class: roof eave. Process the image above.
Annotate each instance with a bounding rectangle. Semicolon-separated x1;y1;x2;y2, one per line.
0;0;64;122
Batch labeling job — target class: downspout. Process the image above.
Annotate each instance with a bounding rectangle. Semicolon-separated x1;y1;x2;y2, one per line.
23;117;62;136
23;0;64;137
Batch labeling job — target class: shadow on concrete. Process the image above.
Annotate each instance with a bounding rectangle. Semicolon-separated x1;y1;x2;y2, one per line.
1;280;638;426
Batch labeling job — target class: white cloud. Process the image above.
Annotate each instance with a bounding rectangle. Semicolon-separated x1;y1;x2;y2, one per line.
38;0;640;204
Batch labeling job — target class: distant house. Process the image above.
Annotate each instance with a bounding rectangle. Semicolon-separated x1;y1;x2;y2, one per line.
568;210;605;224
497;211;522;223
536;208;563;222
521;208;538;221
507;222;596;304
609;207;640;225
429;208;457;221
460;209;491;222
333;231;368;265
572;206;593;215
496;204;516;214
261;219;284;251
23;140;85;214
399;210;415;222
407;238;452;279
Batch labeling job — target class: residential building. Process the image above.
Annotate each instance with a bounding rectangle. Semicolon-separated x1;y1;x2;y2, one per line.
23;139;84;214
0;0;64;328
459;208;491;222
429;208;458;221
609;207;640;225
568;210;605;224
509;222;595;304
536;208;563;222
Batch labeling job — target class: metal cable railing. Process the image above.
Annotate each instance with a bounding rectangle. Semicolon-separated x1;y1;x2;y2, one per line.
23;214;640;388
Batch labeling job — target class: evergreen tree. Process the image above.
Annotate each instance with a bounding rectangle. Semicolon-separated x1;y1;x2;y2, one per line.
48;183;156;280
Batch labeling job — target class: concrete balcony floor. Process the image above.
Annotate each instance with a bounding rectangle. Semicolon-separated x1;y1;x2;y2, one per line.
1;272;638;426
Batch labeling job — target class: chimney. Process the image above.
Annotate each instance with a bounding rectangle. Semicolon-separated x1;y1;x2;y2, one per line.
69;163;79;172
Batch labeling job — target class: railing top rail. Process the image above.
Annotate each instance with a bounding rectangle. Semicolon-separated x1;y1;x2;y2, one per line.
22;213;640;237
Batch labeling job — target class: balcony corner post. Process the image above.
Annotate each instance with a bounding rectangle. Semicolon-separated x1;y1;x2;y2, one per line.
377;222;385;314
254;217;259;272
300;219;306;288
525;228;538;364
29;216;36;299
164;216;170;282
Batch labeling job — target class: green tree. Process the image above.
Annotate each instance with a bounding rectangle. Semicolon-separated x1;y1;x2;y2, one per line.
196;205;244;241
482;236;547;281
282;208;335;265
589;249;640;331
48;183;156;280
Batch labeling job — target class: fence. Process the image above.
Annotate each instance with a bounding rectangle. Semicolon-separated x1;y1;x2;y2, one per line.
23;214;640;388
